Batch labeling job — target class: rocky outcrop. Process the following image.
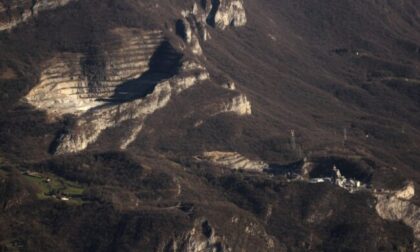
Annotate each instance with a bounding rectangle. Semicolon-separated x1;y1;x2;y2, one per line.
23;0;250;154
395;181;415;200
55;61;209;154
206;0;247;30
24;27;194;154
177;18;203;56
25;28;166;117
221;80;236;90
168;219;226;252
178;2;210;56
201;151;268;172
177;0;247;54
193;91;251;128
166;215;279;252
220;94;252;115
0;0;77;31
375;182;420;240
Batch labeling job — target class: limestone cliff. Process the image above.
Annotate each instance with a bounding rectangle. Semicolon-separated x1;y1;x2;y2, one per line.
55;61;209;154
178;0;247;55
167;216;278;252
25;28;166;117
220;94;252;115
375;182;420;240
21;0;251;154
169;219;227;252
201;151;269;172
206;0;247;30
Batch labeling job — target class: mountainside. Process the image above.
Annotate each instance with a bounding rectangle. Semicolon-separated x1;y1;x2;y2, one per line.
0;0;420;251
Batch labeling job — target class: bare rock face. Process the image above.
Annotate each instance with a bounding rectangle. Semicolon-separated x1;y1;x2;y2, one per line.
0;0;77;31
22;1;251;155
166;214;279;252
169;219;226;252
25;28;166;117
177;18;203;56
206;0;247;30
221;80;236;90
201;151;269;172
178;2;211;56
220;94;252;115
55;60;209;154
375;182;420;240
395;182;415;200
24;27;196;154
177;0;247;55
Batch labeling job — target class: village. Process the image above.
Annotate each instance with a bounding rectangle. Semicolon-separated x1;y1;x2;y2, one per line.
286;165;368;194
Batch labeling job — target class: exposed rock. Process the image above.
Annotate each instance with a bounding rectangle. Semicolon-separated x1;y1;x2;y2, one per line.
201;151;269;172
0;0;77;31
21;1;248;154
120;123;143;150
301;158;315;178
182;2;211;41
194;91;251;128
177;18;203;56
206;0;247;30
169;219;227;252
395;181;415;200
375;182;420;240
178;2;212;56
23;3;249;154
166;213;280;252
220;94;252;115
55;61;209;154
221;80;236;90
24;29;166;117
25;53;104;116
180;60;207;72
177;0;247;55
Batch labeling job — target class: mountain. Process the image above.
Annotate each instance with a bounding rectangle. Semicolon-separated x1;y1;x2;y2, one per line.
0;0;419;251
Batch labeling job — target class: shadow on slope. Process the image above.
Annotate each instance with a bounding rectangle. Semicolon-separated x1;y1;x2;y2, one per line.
105;41;183;103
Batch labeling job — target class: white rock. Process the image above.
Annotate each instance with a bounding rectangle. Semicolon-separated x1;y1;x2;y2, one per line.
222;81;236;90
221;94;252;115
395;181;415;200
120;124;143;150
54;60;209;154
178;17;203;55
375;182;420;240
209;0;247;30
166;219;227;252
55;81;173;154
202;151;269;172
24;28;165;117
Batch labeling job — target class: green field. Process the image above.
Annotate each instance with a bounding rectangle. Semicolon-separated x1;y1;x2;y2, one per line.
0;158;86;205
0;239;23;252
23;173;86;204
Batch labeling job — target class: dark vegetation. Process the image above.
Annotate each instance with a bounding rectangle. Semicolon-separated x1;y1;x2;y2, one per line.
0;152;415;251
308;156;375;183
